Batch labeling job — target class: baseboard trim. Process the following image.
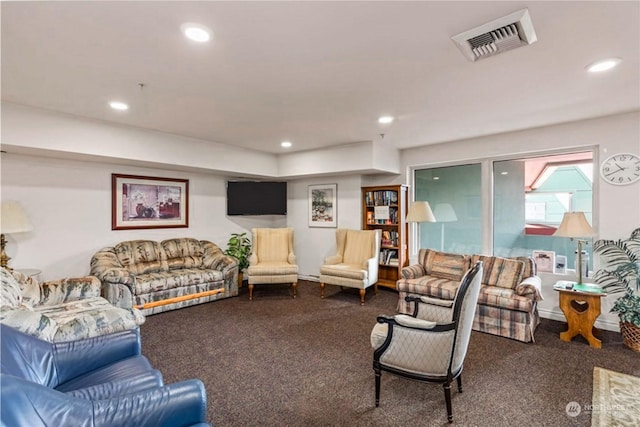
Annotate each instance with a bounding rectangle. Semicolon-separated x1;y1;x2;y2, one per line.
538;307;620;332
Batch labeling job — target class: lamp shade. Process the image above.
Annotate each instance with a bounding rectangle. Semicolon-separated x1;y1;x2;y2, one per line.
434;203;458;222
554;212;593;238
1;201;34;234
406;201;436;223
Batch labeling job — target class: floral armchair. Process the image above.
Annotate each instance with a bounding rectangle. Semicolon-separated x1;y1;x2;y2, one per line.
0;268;144;342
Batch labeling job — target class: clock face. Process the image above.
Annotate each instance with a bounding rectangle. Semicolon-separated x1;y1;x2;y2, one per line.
600;153;640;185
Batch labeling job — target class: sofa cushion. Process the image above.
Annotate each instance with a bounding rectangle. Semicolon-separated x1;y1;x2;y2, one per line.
115;240;166;275
472;255;524;289
161;238;204;270
420;249;470;282
396;276;460;301
477;285;535;313
133;269;223;295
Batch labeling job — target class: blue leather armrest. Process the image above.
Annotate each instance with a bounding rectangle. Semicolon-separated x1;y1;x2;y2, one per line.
55;355;154;393
1;324;141;387
64;369;163;400
1;374;210;427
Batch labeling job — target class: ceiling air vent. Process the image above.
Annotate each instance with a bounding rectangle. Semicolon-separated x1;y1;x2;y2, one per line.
451;9;537;62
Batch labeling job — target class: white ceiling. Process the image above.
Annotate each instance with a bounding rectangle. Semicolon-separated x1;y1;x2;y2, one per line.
2;1;639;155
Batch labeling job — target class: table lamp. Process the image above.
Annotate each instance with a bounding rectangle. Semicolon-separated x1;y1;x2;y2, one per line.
434;203;458;252
406;201;436;249
554;211;593;284
1;201;34;270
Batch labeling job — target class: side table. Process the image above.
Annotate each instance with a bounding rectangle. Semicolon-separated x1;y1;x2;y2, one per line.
554;281;606;348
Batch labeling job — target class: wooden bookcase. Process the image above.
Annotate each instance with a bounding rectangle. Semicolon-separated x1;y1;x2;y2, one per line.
362;185;409;290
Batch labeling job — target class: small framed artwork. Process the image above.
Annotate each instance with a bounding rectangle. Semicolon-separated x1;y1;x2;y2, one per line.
308;184;337;228
112;174;189;230
532;250;555;273
555;255;567;275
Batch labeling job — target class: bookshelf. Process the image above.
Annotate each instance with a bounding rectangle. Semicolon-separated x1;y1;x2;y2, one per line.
362;185;409;289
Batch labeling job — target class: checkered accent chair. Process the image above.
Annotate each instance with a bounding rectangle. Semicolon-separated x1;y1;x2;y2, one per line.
371;262;483;423
246;228;299;300
0;268;144;342
397;249;542;343
319;229;381;305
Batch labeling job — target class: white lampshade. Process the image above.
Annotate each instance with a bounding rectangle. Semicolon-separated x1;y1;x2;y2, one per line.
434;203;458;222
406;201;436;223
554;212;593;238
1;201;34;234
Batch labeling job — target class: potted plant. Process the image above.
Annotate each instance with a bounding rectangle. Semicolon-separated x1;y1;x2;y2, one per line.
224;232;251;287
593;227;640;352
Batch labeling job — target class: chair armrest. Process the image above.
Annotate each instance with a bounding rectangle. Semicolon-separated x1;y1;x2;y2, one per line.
401;264;426;279
288;252;297;265
393;314;436;330
1;375;209;427
201;241;238;271
324;254;342;265
39;276;101;305
249;253;258;266
406;295;454;323
515;275;543;301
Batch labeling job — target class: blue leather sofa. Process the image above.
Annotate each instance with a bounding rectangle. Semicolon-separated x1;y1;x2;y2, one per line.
0;324;211;427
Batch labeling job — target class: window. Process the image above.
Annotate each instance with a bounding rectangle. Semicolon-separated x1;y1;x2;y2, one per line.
414;164;482;255
493;152;593;272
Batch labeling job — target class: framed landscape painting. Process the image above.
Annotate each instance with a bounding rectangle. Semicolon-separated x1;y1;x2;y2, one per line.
112;174;189;230
309;184;337;228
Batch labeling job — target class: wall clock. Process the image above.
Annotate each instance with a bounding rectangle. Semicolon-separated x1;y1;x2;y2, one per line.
600;153;640;185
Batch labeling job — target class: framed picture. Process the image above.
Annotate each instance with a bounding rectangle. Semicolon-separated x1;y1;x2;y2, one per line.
308;184;337;228
532;250;555;273
555;255;567;275
112;174;189;230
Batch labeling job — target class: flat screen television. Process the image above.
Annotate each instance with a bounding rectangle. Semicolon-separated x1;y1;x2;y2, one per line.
226;181;287;216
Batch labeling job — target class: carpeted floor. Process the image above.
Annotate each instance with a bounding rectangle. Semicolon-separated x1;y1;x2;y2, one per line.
140;280;640;426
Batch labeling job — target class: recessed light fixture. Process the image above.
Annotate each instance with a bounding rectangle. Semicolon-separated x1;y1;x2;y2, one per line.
181;22;212;43
378;116;394;124
433;176;440;180
586;58;621;73
501;171;509;175
281;141;292;148
109;101;129;111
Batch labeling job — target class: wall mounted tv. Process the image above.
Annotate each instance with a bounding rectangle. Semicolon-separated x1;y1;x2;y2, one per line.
226;181;287;216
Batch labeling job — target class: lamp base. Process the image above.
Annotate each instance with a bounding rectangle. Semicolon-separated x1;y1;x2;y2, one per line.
0;233;12;270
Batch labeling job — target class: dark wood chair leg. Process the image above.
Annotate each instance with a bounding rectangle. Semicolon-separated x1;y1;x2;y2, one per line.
359;289;366;305
248;284;254;300
457;375;463;393
443;382;453;423
292;282;297;298
320;282;325;298
375;370;381;407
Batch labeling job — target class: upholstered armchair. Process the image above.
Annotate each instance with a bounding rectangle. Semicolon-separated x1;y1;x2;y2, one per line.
1;324;210;427
370;261;482;423
246;227;299;300
319;228;381;305
0;267;144;342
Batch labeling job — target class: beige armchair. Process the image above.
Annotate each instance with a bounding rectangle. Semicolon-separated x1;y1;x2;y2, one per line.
319;229;381;305
371;261;482;423
246;228;298;300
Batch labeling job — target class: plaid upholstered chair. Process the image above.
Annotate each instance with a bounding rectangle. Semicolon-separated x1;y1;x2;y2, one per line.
246;228;298;300
371;261;482;423
319;229;381;305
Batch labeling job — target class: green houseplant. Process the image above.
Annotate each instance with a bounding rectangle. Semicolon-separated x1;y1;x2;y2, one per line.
224;232;251;287
593;227;640;351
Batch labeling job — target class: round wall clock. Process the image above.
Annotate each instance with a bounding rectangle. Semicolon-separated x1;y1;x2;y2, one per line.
600;153;640;185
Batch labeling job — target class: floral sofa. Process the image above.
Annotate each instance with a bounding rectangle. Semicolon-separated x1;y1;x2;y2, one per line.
396;249;543;343
0;267;144;342
90;238;238;315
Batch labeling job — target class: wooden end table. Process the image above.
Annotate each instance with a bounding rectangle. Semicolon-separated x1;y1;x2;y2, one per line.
554;281;606;348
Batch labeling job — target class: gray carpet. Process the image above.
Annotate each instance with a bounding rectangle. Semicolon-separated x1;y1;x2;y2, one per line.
140;281;640;426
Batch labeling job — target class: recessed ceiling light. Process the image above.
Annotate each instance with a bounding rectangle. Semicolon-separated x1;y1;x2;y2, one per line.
281;141;292;148
501;171;509;175
181;23;212;43
433;176;440;180
109;101;129;111
378;116;394;124
586;58;621;73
